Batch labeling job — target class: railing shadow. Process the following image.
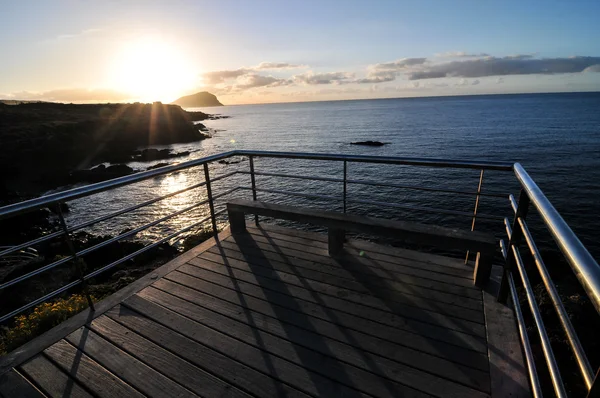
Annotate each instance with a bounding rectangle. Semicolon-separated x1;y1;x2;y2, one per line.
227;228;401;397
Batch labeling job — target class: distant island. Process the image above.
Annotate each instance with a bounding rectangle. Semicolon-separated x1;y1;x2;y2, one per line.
172;91;223;107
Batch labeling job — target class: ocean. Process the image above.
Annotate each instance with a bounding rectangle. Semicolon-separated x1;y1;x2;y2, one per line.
64;92;600;260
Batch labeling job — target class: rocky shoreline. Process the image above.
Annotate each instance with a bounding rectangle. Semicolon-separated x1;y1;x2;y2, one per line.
0;101;224;199
0;101;229;326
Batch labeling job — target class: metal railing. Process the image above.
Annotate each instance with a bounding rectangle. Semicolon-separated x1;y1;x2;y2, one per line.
0;150;598;395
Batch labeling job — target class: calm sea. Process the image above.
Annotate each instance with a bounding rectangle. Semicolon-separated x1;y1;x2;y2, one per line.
64;92;600;260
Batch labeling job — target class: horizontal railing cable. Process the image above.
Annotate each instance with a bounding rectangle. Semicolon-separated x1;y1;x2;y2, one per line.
506;222;567;398
514;163;600;314
500;239;543;398
517;218;594;388
0;171;237;260
0;187;238;291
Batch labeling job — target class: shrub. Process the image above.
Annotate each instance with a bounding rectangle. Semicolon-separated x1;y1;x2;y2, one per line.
0;294;94;354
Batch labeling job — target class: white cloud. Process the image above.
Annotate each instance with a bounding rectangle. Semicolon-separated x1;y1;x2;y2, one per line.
5;88;132;102
293;71;355;85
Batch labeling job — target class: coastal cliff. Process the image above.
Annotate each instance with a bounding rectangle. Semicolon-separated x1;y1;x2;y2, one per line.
0;102;212;197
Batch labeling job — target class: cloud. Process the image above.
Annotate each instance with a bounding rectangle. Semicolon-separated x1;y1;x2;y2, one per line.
293;71;355;85
435;51;490;58
407;55;600;80
234;74;291;89
254;62;306;70
352;58;427;84
583;64;600;73
202;61;307;84
5;88;132;102
55;28;103;41
203;69;248;84
371;58;428;71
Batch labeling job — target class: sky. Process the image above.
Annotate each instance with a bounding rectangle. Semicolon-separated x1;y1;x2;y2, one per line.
1;0;600;105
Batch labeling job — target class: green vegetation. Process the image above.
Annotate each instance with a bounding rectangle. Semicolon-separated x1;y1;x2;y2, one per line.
0;294;94;355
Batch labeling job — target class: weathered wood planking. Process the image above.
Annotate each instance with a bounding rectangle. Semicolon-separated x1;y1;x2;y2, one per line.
0;223;536;398
124;294;373;398
206;241;483;307
105;305;311;398
175;262;489;368
19;355;94;398
253;224;477;270
89;315;251;398
139;281;489;397
0;369;44;398
165;269;490;386
43;339;144;398
65;327;198;397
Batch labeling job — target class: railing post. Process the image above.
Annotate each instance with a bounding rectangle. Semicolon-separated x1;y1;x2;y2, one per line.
203;163;219;236
343;160;347;214
55;203;94;311
498;188;530;302
465;169;484;264
588;369;600;398
249;155;259;225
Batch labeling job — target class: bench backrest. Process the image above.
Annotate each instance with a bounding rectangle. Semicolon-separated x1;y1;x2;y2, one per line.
226;199;496;286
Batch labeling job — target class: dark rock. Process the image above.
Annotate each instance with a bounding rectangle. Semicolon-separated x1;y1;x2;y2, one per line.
146;162;171;171
350;141;389;146
132;149;190;162
70;164;135;183
0;102;217;196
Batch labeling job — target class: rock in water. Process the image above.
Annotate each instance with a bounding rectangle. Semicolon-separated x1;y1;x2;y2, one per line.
172;91;223;107
350;141;389;146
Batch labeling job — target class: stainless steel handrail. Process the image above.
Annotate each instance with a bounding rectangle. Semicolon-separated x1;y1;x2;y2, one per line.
518;217;595;388
0;150;598;395
500;239;543;398
514;163;600;314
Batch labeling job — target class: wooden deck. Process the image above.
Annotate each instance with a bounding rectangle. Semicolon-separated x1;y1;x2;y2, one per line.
0;224;530;398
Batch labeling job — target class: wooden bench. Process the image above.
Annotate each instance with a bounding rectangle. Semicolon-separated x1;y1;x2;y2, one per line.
226;199;497;287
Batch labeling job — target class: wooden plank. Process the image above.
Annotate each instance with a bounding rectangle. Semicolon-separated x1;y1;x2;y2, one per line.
141;281;490;397
248;225;474;277
168;266;486;352
124;294;373;398
64;326;197;397
188;254;484;324
228;199;496;252
0;227;231;376
19;355;93;398
160;269;486;351
43;339;144;398
105;305;311;398
89;315;250;398
167;268;490;380
0;369;44;398
205;242;482;309
483;266;530;397
181;260;489;365
220;236;482;299
241;230;476;287
254;224;475;271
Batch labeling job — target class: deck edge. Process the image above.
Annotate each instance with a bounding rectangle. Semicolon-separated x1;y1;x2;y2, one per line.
483;264;531;398
0;227;231;375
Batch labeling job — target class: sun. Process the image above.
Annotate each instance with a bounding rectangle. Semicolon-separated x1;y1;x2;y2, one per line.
109;37;197;102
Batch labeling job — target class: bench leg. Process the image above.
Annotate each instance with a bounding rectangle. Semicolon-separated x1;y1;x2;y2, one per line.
474;251;493;287
328;228;345;257
228;209;246;234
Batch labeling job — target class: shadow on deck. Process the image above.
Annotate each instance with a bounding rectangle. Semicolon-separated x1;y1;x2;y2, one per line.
0;224;530;398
